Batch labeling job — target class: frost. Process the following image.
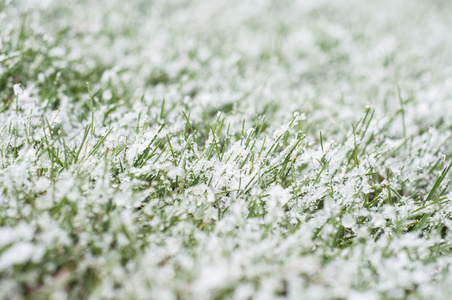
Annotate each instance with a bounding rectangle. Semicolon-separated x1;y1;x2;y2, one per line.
1;0;452;299
371;214;386;228
167;167;184;179
13;84;22;96
0;224;33;247
349;291;378;300
267;185;291;207
0;242;44;270
342;214;354;228
48;47;65;57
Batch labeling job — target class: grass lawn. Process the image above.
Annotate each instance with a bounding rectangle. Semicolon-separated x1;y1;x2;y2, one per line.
1;0;452;299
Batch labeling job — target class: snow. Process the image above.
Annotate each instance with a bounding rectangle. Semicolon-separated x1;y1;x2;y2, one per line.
2;0;452;298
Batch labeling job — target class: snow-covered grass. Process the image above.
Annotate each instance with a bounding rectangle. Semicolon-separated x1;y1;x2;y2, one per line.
2;0;452;299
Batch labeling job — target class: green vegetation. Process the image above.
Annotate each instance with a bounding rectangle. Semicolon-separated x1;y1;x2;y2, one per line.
1;0;452;299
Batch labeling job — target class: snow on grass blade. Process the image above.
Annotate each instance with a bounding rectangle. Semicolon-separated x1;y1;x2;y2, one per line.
1;0;452;299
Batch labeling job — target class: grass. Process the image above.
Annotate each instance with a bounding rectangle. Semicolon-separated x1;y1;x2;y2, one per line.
1;0;452;299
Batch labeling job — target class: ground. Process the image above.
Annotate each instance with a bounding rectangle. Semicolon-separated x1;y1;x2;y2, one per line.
1;0;452;299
